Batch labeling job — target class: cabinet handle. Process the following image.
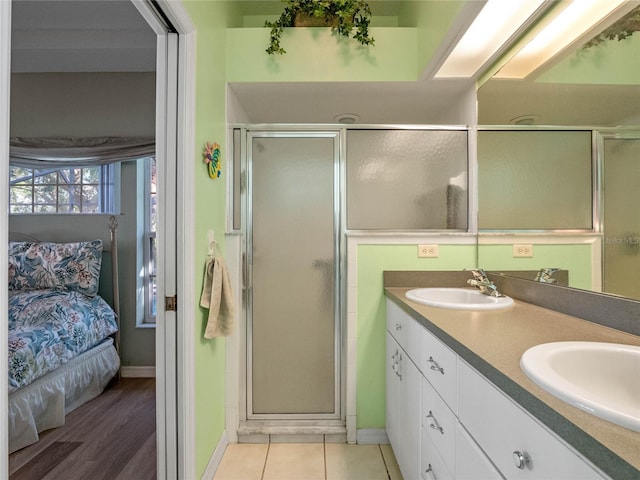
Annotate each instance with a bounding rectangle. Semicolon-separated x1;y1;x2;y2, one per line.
513;450;530;470
395;322;402;331
426;410;444;434
396;354;403;380
423;464;437;480
427;356;445;375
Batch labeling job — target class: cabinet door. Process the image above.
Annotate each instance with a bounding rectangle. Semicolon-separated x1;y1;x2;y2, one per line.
397;350;421;480
458;361;606;480
386;332;399;449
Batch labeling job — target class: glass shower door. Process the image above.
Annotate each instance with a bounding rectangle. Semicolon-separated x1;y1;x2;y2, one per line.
248;132;340;418
602;136;640;300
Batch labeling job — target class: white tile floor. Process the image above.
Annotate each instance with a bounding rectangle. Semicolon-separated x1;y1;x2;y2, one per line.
212;443;403;480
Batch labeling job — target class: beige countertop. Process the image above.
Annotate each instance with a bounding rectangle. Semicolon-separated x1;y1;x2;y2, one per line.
385;287;640;479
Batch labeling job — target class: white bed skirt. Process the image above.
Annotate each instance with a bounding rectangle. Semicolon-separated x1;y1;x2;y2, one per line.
9;338;120;453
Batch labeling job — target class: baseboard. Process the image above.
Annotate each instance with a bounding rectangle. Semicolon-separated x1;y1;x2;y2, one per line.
201;430;229;480
356;428;389;445
120;366;156;378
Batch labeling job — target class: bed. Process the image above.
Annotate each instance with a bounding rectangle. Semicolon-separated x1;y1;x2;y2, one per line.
8;217;121;453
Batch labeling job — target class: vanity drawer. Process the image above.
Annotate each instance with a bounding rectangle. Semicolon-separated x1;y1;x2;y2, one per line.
421;427;454;480
421;326;458;413
386;299;421;362
455;422;502;480
422;376;456;476
458;361;606;480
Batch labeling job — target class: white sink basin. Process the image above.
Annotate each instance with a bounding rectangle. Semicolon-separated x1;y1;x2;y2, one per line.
521;342;640;432
404;288;514;311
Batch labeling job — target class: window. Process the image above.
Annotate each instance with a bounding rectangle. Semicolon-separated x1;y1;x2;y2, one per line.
477;130;593;230
9;164;117;213
346;129;469;230
143;157;157;324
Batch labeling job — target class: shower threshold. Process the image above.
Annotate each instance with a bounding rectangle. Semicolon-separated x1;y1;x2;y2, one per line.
238;419;347;443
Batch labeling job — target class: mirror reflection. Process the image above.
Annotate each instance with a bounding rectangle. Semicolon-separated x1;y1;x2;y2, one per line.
477;7;640;301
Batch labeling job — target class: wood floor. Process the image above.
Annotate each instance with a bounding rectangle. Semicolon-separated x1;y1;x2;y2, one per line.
9;377;156;480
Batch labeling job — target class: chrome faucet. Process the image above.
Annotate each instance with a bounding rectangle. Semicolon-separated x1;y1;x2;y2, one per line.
535;268;559;284
466;269;504;297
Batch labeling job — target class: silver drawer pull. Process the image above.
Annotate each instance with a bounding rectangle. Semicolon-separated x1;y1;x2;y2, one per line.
513;450;530;470
396;354;403;380
423;464;436;480
428;356;445;375
395;322;402;331
426;410;444;434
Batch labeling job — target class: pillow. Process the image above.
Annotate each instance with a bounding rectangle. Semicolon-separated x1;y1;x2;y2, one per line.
8;240;103;297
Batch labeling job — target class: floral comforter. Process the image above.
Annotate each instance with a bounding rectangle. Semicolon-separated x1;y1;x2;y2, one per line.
8;288;118;393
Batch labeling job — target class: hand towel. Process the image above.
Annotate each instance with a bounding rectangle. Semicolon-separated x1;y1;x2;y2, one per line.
200;254;235;338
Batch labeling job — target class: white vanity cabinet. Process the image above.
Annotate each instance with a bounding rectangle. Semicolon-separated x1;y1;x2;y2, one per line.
386;314;421;480
458;361;606;480
385;298;608;480
455;422;503;480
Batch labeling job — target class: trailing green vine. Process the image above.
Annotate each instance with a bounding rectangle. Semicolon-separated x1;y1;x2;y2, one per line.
265;0;375;55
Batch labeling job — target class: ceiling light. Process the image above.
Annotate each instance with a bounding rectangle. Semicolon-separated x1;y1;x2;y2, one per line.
334;113;360;124
435;0;547;78
495;0;632;79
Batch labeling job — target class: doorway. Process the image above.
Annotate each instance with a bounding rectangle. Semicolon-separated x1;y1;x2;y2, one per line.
245;131;342;420
2;1;190;478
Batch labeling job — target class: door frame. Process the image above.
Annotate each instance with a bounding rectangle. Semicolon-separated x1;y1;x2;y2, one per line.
242;129;345;422
0;1;197;478
1;2;11;477
133;1;197;478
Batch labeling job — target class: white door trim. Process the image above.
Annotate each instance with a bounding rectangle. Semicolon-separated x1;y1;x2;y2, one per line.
0;1;11;478
153;3;197;479
135;1;197;478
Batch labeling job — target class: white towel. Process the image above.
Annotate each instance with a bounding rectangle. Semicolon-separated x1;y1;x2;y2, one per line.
200;254;235;339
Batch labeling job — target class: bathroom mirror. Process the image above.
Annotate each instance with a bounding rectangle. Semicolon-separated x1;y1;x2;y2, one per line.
476;9;640;302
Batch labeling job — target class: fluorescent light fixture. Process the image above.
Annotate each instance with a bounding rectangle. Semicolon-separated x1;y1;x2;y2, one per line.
435;0;546;78
496;0;630;79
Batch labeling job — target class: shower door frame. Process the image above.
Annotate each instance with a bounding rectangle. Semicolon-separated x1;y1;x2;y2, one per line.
243;128;345;421
597;130;640;297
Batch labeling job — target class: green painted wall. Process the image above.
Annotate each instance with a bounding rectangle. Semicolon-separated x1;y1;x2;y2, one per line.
409;0;466;78
182;1;242;477
226;27;418;82
478;244;593;290
356;244;476;428
537;35;640;85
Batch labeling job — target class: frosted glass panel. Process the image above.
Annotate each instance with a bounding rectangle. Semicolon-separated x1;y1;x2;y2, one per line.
346;130;468;230
232;128;241;230
251;135;336;415
478;130;592;230
603;138;640;300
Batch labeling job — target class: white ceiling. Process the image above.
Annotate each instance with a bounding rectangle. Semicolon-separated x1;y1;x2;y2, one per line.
11;0;156;73
10;0;639;126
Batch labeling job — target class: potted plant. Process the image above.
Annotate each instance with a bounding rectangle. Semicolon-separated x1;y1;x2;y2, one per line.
265;0;375;55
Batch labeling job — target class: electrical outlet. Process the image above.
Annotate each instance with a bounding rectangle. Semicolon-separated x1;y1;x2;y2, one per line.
513;244;534;257
418;244;439;258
